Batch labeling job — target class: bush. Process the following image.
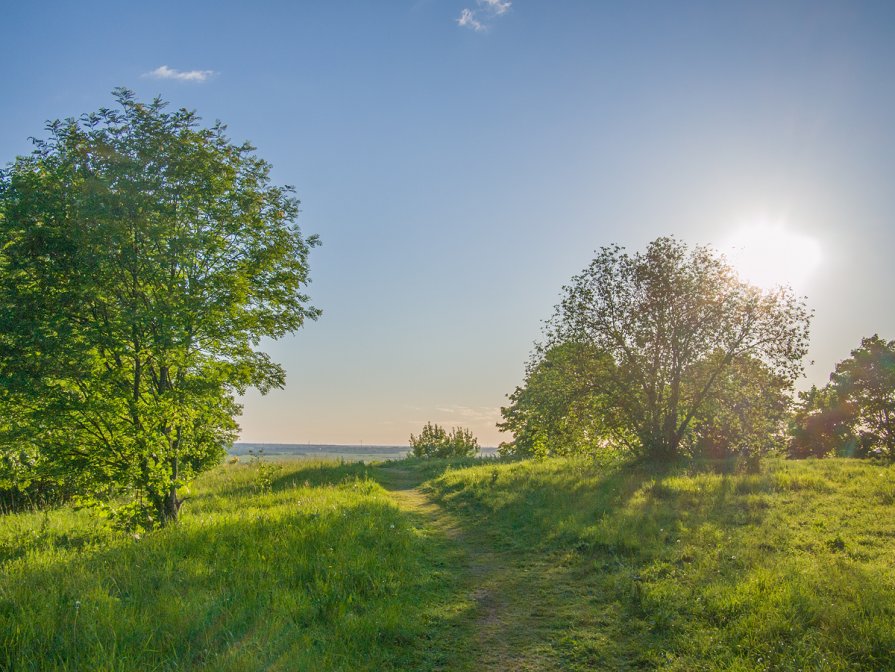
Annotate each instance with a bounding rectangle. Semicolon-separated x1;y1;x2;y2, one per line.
409;422;479;458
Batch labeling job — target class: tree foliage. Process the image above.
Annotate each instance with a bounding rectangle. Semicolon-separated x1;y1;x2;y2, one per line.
541;237;810;460
790;335;895;459
0;90;319;527
788;385;854;458
831;335;895;458
409;422;479;458
498;342;631;458
685;353;791;465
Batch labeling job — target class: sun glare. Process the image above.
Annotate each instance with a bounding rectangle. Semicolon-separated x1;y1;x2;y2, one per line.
721;220;822;292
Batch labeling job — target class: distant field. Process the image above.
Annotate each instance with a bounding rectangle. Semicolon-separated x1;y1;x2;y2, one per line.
1;455;893;670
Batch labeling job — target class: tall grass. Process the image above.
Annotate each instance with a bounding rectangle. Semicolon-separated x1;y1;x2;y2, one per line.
3;454;894;670
0;459;465;671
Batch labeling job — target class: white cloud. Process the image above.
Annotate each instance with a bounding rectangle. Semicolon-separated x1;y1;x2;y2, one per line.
457;0;511;32
143;65;215;83
457;8;485;31
480;0;511;15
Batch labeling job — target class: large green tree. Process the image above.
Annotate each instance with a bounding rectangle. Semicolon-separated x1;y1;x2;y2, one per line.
0;90;319;527
545;237;811;459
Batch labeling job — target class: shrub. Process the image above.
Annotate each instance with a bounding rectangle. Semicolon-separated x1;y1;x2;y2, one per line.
409;422;479;458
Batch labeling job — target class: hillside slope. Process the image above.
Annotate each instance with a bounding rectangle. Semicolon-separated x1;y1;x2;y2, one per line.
423;456;895;670
1;456;893;670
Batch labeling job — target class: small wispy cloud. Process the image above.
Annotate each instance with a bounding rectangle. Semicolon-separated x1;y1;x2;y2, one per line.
480;0;511;15
457;8;484;31
457;0;511;31
143;65;216;83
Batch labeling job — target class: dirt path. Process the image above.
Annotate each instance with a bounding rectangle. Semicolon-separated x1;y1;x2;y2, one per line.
373;466;564;671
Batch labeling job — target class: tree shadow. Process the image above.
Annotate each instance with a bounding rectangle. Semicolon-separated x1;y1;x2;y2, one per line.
418;456;895;669
373;459;474;492
1;491;475;671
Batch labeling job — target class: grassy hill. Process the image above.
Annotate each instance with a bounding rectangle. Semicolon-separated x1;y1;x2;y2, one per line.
424;456;895;670
0;461;468;671
1;456;894;670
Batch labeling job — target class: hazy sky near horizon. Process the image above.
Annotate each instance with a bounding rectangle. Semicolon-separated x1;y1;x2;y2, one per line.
2;1;894;445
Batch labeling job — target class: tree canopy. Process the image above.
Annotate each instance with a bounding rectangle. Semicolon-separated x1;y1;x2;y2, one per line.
0;90;319;527
788;384;854;458
831;335;895;457
534;237;811;460
790;335;895;459
685;353;791;464
498;342;630;458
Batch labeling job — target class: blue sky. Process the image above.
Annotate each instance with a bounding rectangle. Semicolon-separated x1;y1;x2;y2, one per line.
2;1;894;445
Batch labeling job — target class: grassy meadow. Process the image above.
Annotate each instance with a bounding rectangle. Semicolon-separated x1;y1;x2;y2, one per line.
0;460;470;671
1;455;894;670
426;456;895;670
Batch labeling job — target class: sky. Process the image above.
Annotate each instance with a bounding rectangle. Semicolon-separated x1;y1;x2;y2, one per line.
2;1;894;446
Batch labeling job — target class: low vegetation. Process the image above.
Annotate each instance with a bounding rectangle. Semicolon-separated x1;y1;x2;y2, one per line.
2;455;894;670
0;459;469;671
409;422;479;458
427;456;895;670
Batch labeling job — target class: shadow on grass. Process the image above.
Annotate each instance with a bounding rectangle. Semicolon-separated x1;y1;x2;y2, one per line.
418;457;783;669
1;490;473;672
419;456;895;670
424;458;676;548
196;455;507;504
373;456;511;492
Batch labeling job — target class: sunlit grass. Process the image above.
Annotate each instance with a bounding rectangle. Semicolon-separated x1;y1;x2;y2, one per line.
3;455;894;670
0;459;467;671
427;457;895;670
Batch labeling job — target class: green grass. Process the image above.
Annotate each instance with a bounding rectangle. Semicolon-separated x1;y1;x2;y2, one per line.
426;456;895;670
2;455;894;670
0;459;469;671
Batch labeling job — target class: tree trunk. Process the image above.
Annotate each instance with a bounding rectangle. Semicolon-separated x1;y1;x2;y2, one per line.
162;485;182;522
162;450;181;523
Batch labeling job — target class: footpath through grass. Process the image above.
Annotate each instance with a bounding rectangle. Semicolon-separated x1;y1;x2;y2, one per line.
1;455;894;670
423;456;895;671
0;459;472;671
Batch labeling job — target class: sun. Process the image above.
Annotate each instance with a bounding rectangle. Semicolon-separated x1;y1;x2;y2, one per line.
720;219;822;292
